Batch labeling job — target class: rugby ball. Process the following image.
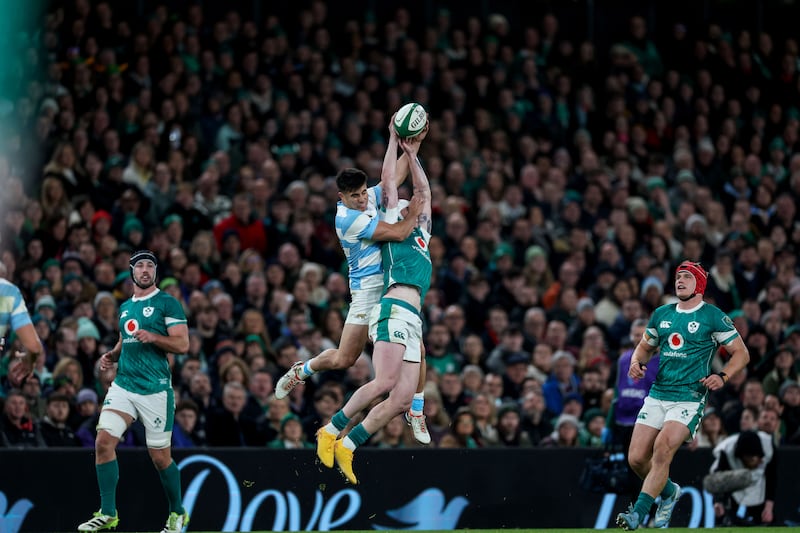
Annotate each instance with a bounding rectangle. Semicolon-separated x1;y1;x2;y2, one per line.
393;103;427;138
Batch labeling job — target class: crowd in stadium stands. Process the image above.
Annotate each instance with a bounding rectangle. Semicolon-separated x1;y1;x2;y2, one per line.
2;0;800;451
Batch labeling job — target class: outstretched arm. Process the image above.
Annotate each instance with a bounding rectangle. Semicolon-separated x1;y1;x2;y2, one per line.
371;116;423;241
399;139;432;233
380;122;400;212
393;120;428;189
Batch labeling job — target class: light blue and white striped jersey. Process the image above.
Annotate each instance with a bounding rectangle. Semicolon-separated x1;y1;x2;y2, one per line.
0;279;32;340
336;185;385;290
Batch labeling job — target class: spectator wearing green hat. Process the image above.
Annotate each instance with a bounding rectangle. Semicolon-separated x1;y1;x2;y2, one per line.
579;407;606;447
121;216;145;248
31;279;52;302
159;277;183;303
163;214;185;248
41;258;63;293
489;241;515;277
112;271;134;301
267;412;314;449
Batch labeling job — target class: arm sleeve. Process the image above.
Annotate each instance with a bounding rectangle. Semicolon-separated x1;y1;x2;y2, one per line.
350;212;380;241
164;295;187;327
644;310;660;346
711;309;739;346
9;285;32;330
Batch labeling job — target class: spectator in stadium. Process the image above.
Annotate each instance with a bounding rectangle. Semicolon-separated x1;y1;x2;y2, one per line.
779;380;800;444
39;392;81;447
542;350;580;417
540;413;581;448
267;412;314;449
469;392;499;445
495;402;533;447
421;382;451;446
706;430;775;526
0;389;46;447
172;399;204;448
693;407;728;449
205;381;264;447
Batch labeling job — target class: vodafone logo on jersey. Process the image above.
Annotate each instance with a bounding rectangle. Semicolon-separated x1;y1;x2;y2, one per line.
124;319;140;335
668;332;685;349
415;237;427;250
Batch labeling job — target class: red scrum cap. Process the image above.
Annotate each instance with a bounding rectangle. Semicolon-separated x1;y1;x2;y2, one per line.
676;261;707;296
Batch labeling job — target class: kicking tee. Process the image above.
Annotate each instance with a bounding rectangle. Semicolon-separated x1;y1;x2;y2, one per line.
336;185;384;291
382;226;432;305
644;301;738;402
117;289;187;394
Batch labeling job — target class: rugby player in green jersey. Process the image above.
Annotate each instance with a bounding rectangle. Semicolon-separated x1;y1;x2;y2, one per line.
617;261;749;530
78;250;190;533
318;125;432;485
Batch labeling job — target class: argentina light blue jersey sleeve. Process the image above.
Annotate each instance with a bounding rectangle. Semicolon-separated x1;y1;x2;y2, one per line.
335;185;384;290
0;279;32;338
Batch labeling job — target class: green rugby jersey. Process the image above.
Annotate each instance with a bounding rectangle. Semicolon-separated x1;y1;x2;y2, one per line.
117;289;187;394
382;227;432;305
644;301;738;402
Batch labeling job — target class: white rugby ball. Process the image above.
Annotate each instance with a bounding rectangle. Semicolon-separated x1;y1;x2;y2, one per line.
393;102;427;138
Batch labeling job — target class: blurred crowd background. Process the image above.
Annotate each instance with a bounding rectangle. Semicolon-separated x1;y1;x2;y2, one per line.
1;0;799;451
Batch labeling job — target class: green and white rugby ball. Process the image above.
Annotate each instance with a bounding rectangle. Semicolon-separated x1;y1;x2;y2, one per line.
393;102;428;138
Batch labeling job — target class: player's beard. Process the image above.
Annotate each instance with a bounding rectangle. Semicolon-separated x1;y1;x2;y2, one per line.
133;273;155;289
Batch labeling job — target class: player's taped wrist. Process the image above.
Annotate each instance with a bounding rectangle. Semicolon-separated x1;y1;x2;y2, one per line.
384;206;400;223
717;371;728;383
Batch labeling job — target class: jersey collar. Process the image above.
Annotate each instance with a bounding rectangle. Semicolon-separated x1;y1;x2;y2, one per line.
675;300;704;313
132;288;160;302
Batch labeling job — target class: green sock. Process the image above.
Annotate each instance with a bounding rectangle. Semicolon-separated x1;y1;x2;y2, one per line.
633;492;656;522
331;410;350;431
660;479;676;499
346;423;372;447
158;461;185;514
96;460;119;517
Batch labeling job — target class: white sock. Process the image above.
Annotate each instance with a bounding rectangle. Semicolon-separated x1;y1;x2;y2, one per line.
322;422;338;436
342;436;357;451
